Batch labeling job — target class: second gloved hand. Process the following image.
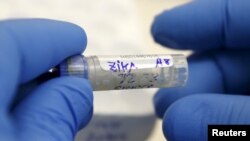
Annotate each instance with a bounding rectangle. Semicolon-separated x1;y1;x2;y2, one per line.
151;0;250;141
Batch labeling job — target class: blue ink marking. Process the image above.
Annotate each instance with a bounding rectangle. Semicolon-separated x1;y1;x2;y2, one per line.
118;74;126;84
143;73;152;82
121;62;128;72
116;73;158;90
118;73;135;84
156;58;170;67
127;73;135;83
164;58;170;65
108;60;137;72
129;62;136;72
156;58;163;68
153;73;159;80
108;61;117;72
116;60;121;71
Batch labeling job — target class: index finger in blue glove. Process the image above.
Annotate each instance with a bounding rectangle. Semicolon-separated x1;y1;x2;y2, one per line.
151;0;250;50
0;19;87;110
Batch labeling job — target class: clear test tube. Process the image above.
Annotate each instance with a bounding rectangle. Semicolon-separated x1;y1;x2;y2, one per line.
59;54;188;91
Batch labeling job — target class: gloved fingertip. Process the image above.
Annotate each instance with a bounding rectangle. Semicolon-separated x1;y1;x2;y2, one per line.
151;10;181;49
151;0;224;50
154;89;173;118
162;94;209;141
64;21;88;53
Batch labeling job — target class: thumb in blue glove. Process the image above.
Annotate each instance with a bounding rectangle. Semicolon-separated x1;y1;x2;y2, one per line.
0;19;93;141
151;0;250;141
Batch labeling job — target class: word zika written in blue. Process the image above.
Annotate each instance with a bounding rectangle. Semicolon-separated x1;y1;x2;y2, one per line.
108;60;136;72
107;57;170;72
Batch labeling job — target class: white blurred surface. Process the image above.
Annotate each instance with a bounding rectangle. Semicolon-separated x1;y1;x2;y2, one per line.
0;0;190;141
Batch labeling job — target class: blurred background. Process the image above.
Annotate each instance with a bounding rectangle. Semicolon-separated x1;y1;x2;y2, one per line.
0;0;190;140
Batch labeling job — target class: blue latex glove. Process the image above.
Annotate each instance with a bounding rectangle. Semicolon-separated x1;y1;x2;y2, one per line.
151;0;250;141
0;19;93;141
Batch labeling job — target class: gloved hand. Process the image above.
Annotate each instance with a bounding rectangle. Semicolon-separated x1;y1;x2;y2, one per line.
0;19;93;141
151;0;250;141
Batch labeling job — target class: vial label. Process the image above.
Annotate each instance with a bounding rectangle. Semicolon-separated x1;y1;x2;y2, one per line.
98;55;173;72
112;72;161;89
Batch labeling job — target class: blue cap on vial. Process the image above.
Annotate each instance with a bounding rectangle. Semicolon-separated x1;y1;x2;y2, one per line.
59;55;88;78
